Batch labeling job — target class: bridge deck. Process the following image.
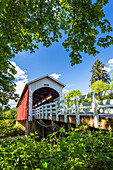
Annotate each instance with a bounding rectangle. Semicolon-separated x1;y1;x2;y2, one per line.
51;113;113;118
34;113;113;131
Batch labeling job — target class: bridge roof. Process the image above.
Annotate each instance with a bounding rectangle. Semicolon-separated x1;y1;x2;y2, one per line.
16;75;65;107
28;75;65;87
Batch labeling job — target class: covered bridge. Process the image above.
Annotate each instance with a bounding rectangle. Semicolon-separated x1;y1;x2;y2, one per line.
16;75;65;131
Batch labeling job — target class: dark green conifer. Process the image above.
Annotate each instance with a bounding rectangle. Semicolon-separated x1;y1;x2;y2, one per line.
90;59;110;85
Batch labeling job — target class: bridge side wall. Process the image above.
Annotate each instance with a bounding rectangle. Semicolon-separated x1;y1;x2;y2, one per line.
28;78;63;121
17;88;29;121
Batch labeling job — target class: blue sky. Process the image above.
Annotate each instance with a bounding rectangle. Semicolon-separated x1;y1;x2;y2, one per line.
10;0;113;107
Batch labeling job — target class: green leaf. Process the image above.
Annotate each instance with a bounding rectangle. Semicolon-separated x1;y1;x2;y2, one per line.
45;158;57;164
41;162;48;169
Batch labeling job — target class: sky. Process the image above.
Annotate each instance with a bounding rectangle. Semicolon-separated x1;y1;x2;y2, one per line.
10;0;113;107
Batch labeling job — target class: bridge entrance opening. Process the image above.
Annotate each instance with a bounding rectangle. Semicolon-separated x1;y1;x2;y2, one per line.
32;87;59;109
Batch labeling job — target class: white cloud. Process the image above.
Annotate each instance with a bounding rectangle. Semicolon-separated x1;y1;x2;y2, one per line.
104;66;112;72
8;99;17;108
50;73;61;80
108;59;113;64
15;80;27;96
10;61;28;108
104;58;113;72
11;61;28;83
67;84;72;88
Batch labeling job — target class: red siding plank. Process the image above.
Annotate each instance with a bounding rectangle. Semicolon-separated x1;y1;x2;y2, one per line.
17;88;29;121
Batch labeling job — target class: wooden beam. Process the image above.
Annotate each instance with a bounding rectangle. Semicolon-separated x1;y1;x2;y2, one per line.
32;121;36;132
25;120;30;136
51;121;60;130
67;124;71;130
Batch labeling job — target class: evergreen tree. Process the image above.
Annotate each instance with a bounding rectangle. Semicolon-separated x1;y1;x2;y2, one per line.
90;59;110;85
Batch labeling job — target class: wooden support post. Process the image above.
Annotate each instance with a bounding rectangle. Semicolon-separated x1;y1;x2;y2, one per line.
40;106;42;119
51;121;60;130
92;92;99;128
50;104;52;120
25;120;30;136
56;101;59;121
42;105;44;119
45;105;47;119
36;108;38;119
39;120;46;138
64;99;67;123
42;126;44;138
35;109;37;119
75;96;80;126
32;121;36;132
67;124;71;131
39;106;41;119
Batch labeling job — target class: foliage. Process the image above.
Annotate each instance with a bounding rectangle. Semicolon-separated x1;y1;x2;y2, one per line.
96;94;113;101
91;80;110;93
0;0;113;65
62;89;69;98
0;127;113;169
90;59;110;85
78;97;91;103
79;95;113;103
0;119;24;138
110;72;113;89
0;0;113;106
64;90;82;106
0;59;19;109
8;125;24;137
65;89;113;104
64;90;82;99
1;107;17;120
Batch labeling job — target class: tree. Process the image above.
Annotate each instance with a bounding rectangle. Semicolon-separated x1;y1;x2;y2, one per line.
64;90;82;99
90;59;110;85
0;0;113;107
0;0;113;65
110;72;113;89
62;89;69;98
2;107;17;119
0;58;19;110
91;80;110;93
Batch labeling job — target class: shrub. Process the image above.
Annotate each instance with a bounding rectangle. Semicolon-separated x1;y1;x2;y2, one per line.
79;98;91;103
0;119;24;138
0;107;17;120
96;94;113;100
0;127;113;169
78;95;113;104
7;125;25;137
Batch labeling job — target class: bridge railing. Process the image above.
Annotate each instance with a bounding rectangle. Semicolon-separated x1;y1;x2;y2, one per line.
32;91;113;128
